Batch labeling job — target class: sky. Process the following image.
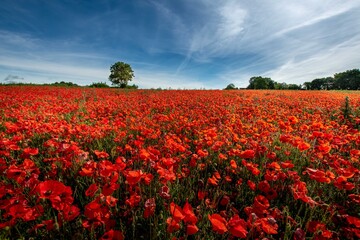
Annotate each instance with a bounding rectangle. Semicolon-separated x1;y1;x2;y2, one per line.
0;0;360;89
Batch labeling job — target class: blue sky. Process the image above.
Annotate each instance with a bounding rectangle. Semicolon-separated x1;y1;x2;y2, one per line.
1;0;360;89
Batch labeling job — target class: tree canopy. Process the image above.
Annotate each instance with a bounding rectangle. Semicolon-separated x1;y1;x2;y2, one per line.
109;62;134;88
248;76;274;89
224;83;237;90
244;69;359;90
246;76;301;90
304;69;360;90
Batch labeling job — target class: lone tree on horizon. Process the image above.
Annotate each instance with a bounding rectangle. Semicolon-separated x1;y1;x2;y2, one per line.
109;61;134;88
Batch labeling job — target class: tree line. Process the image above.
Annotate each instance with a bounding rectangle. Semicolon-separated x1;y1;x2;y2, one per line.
303;69;360;90
2;59;359;90
225;68;360;90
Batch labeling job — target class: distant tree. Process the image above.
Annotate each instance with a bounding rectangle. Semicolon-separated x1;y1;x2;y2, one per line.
247;77;255;89
303;82;312;90
88;82;110;88
334;69;360;90
287;84;301;90
307;77;334;90
224;83;237;90
254;77;268;89
268;79;276;89
274;82;285;90
52;81;78;87
310;78;327;90
125;84;139;89
247;76;274;89
109;62;134;88
323;77;335;90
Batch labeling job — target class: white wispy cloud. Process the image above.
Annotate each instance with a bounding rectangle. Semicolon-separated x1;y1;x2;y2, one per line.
0;56;108;80
264;36;360;83
0;30;204;88
178;0;360;87
0;31;108;84
0;30;39;50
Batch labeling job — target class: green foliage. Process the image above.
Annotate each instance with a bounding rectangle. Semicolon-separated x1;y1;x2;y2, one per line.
224;83;237;90
305;69;360;90
247;77;301;90
52;81;79;87
248;76;274;89
341;96;353;121
109;61;135;88
0;81;79;87
247;68;359;91
305;77;334;90
339;96;360;130
125;84;139;89
286;83;301;90
333;69;360;90
88;82;110;88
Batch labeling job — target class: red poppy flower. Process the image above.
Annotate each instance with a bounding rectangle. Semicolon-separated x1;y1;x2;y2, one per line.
8;203;44;222
256;217;278;234
58;204;80;222
23;147;39;156
197;149;208;157
115;157;127;172
288;116;299;124
258;180;270;193
159;185;171;199
208;213;228;234
239;150;255;159
83;198;113;230
346;215;360;228
220;195;230;206
85;183;98;197
143;173;153;185
157;166;176;183
198;190;206;200
166;217;181;233
294;228;305;240
6;165;26;184
254;195;270;211
125;170;142;186
79;161;97;177
281;161;294;169
230;160;237;169
101;195;118;207
297;142;310;151
247;180;256;191
208;175;219;186
36;180;74;210
333;176;355;190
170;202;185;222
228;214;247;238
242;160;260;176
317;143;331;154
349;194;360;204
94;150;109;159
306;168;331;183
144;198;156;218
100;229;124;240
183;200;197;224
186;224;199;235
102;183;120;196
125;193;141;208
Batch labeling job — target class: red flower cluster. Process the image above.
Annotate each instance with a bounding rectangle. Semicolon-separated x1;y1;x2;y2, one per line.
0;86;359;239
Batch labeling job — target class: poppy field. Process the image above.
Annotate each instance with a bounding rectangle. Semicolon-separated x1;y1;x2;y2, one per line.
0;86;359;239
